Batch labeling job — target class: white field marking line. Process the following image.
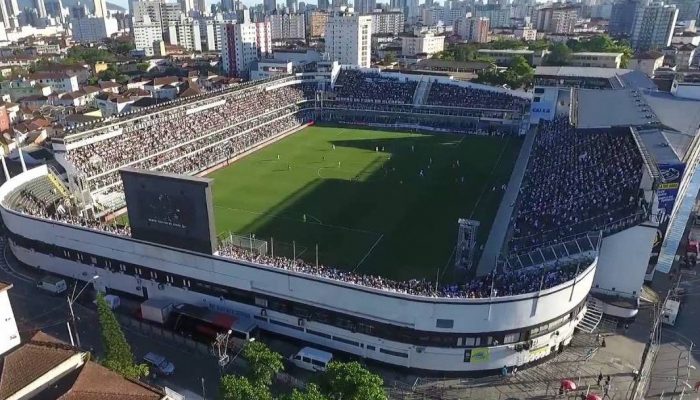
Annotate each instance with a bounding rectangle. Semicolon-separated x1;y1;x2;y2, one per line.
306;214;322;224
353;233;384;272
439;245;458;280
212;205;380;236
468;136;512;219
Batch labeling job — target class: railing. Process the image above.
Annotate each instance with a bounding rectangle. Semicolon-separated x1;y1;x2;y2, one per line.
500;231;602;272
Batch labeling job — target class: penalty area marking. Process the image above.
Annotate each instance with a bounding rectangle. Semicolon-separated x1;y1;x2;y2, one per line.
353;233;384;272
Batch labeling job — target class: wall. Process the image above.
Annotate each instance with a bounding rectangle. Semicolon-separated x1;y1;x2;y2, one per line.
0;289;20;356
593;224;657;298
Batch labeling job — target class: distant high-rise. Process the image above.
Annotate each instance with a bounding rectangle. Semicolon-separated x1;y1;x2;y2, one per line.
93;0;107;17
221;19;271;77
286;0;296;12
609;0;644;37
324;8;371;67
178;0;194;14
317;0;329;9
667;0;700;20
267;12;305;39
354;0;376;13
35;0;47;18
263;0;276;12
631;1;678;50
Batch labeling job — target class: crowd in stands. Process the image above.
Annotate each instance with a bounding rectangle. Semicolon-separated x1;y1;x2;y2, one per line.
509;117;644;252
333;70;417;104
66;86;308;189
425;83;530;111
11;176;585;300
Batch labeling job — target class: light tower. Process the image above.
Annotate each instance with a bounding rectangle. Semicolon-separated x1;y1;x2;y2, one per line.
455;218;480;270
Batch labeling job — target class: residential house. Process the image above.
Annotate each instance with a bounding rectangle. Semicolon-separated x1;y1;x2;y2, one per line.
27;71;80;93
629;50;665;76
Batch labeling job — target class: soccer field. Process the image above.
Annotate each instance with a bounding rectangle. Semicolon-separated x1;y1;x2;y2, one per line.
207;126;521;282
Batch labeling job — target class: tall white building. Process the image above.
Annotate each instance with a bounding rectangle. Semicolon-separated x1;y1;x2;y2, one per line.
324;9;372;67
221;19;272;77
400;32;444;56
133;15;163;55
132;0;164;30
370;10;403;34
72;16;119;42
268;12;305;39
167;18;202;51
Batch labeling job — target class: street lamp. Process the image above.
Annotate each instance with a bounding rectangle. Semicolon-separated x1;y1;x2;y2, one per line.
67;275;99;348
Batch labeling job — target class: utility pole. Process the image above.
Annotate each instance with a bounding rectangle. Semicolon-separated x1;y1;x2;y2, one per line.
212;329;232;377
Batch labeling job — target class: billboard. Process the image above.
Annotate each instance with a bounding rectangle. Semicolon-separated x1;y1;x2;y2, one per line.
657;163;686;213
120;167;217;254
464;347;490;363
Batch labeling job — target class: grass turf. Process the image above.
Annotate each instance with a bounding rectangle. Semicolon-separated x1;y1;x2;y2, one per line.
207;126;521;283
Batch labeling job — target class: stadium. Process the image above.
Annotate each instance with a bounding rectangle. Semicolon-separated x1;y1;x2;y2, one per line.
0;64;690;372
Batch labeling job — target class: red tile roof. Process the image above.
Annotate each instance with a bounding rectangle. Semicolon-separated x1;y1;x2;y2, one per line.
58;362;163;400
0;338;78;398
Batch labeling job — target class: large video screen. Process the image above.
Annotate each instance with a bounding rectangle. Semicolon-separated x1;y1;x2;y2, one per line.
120;167;217;254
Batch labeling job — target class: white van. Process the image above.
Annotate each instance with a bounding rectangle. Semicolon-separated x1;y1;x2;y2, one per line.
289;347;333;372
36;276;67;295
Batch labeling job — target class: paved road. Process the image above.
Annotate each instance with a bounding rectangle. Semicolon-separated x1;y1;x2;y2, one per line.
0;240;220;399
477;126;536;275
646;268;700;399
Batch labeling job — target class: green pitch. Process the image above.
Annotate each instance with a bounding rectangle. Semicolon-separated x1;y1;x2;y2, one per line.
208;126;521;282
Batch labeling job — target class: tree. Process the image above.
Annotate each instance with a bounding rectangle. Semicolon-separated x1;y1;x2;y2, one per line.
96;293;149;379
243;341;284;387
509;55;533;77
528;39;550;51
545;43;572;66
383;53;396;65
219;375;272;400
319;361;386;400
283;384;329;400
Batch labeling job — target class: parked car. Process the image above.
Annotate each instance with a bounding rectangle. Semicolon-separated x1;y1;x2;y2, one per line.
143;352;175;375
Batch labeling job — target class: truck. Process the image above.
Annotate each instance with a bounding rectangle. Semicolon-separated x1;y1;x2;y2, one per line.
662;297;681;326
140;298;174;325
36;275;67;295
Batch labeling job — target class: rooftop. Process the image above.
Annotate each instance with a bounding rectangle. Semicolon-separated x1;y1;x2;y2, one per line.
575;88;700;162
535;66;656;90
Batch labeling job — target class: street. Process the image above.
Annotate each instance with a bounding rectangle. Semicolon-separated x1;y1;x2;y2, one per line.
0;240;221;399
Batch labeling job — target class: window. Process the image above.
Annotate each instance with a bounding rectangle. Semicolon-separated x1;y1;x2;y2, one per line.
504;332;520;344
333;336;360;347
379;348;408;358
307;329;331;339
436;319;454;329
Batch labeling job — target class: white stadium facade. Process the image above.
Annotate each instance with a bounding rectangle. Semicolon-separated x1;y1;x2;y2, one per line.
1;65;697;372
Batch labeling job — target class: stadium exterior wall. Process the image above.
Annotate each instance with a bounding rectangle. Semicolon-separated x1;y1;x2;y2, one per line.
0;167;595;372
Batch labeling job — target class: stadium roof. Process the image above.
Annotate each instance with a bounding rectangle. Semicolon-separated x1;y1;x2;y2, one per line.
575;88;700;163
535;66;656;90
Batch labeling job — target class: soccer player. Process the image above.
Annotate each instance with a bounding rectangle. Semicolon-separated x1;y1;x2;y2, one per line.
332;144;336;150
277;154;280;160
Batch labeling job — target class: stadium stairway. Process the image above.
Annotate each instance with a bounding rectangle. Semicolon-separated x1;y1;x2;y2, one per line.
47;169;70;198
412;79;433;106
577;297;603;334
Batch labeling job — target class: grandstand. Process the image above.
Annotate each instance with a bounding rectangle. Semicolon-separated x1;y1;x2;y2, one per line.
0;68;630;372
